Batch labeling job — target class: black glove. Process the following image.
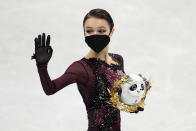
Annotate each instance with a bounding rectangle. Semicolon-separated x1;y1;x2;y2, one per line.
130;107;144;114
31;33;53;66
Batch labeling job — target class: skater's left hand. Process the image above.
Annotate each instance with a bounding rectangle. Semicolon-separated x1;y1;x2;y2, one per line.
130;107;144;114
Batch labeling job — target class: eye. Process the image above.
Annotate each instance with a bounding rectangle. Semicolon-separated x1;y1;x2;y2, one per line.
98;29;106;33
141;84;144;91
130;84;137;91
86;30;93;33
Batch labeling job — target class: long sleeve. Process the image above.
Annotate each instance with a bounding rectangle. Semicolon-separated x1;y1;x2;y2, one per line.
114;54;125;73
36;61;88;95
119;55;125;73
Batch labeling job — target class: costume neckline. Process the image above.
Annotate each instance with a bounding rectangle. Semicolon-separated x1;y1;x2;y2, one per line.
82;53;120;67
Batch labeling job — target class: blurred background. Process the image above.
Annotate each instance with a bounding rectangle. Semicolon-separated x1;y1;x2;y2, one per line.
0;0;196;130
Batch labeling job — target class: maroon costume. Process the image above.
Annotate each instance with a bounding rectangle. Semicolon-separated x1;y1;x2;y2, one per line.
36;53;125;131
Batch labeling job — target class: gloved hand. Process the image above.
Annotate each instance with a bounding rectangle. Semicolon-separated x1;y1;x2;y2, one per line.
130;107;144;114
31;33;53;66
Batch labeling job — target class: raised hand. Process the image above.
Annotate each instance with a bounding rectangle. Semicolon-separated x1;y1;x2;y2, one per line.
31;33;53;66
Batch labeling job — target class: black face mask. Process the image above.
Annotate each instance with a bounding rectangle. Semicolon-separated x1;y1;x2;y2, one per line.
85;34;110;53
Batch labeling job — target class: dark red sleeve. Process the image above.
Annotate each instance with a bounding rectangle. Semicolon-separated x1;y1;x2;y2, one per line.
115;54;125;73
119;55;125;73
36;61;88;95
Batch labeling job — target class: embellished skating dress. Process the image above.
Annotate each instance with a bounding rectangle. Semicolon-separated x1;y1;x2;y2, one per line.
36;52;125;131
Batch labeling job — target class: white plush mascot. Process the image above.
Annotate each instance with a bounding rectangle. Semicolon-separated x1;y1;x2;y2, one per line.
119;74;146;105
107;73;152;113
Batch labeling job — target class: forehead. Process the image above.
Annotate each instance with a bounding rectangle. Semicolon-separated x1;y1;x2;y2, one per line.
84;17;110;29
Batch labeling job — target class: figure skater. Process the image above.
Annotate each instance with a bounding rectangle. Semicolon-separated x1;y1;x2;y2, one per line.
31;8;132;131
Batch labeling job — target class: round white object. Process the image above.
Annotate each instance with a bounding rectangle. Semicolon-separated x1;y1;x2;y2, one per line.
119;74;146;105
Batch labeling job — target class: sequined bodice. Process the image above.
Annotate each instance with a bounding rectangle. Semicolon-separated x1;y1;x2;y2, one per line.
81;53;125;131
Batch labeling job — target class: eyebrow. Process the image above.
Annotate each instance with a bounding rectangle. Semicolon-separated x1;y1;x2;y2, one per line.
86;26;106;28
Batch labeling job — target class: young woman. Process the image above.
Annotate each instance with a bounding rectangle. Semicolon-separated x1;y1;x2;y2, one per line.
31;8;125;131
